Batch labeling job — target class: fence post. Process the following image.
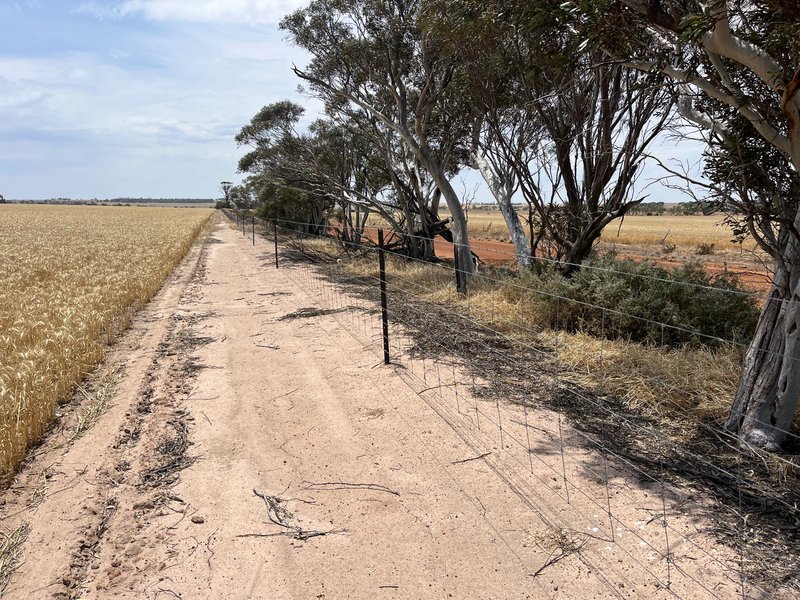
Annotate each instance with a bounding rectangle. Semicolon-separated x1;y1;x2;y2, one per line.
378;229;390;365
273;221;279;269
252;216;255;246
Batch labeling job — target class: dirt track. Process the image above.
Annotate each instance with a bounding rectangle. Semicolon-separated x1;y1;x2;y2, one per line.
0;220;762;599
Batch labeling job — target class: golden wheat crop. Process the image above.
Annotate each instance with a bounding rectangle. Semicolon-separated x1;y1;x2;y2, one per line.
373;209;756;254
599;214;758;252
463;211;754;250
0;205;212;482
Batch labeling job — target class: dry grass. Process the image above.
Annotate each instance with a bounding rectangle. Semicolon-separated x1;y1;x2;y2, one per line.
457;210;759;254
465;210;742;248
543;331;742;424
72;365;124;440
370;209;758;254
0;523;29;594
0;205;212;483
331;244;745;426
600;214;757;253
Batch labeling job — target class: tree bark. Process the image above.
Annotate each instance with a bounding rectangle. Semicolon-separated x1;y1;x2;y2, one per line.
727;76;800;449
472;151;532;269
437;175;475;277
413;145;475;276
726;242;800;449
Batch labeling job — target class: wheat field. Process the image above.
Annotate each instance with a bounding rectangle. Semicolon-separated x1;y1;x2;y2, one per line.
462;210;758;253
0;205;212;482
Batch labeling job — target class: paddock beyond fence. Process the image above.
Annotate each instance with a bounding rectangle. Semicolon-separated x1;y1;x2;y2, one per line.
224;209;800;599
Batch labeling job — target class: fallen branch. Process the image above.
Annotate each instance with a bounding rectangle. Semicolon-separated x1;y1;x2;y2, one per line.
530;533;587;578
236;529;345;541
300;481;399;496
531;548;571;578
269;388;299;403
253;489;294;530
251;489;341;541
451;452;492;465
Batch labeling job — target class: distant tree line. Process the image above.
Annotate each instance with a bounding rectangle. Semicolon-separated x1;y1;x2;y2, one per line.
626;202;709;217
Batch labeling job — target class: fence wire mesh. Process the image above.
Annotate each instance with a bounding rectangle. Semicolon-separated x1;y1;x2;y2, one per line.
225;210;800;599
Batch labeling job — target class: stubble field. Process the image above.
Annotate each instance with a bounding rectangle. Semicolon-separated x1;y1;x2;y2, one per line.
0;205;212;482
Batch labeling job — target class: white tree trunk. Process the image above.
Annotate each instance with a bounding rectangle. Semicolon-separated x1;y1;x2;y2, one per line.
435;173;475;277
411;145;475;277
727;80;800;449
727;237;800;449
472;151;532;269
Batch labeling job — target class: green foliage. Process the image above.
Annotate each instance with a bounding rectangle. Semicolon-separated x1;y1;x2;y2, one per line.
628;202;666;216
666;202;706;216
679;12;714;42
522;254;759;348
254;183;320;230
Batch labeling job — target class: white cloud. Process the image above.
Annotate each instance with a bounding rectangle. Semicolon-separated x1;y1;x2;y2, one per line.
77;0;307;24
0;19;320;197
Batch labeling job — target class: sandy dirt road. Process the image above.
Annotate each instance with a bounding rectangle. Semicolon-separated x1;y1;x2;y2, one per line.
0;220;755;599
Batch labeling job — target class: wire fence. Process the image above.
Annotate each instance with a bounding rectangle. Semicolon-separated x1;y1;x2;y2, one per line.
222;208;800;599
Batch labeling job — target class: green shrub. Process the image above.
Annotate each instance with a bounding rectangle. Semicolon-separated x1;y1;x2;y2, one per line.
520;254;760;347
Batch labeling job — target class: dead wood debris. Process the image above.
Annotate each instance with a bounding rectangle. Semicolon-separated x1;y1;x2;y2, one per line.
237;489;344;542
71;365;124;441
269;388;299;403
451;452;492;465
140;418;195;488
278;307;346;321
530;528;587;578
300;481;399;496
96;497;118;538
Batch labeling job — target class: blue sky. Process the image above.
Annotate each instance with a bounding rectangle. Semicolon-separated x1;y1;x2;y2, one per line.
0;0;703;201
0;0;312;199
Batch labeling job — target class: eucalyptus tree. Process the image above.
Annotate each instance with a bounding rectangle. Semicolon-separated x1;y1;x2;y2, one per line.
382;132;448;260
236;101;333;231
428;0;674;273
281;0;479;276
424;0;538;268
568;0;800;449
324;106;451;260
218;181;234;207
306;117;385;245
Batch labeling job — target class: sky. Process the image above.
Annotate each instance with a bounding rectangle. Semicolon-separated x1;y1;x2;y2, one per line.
0;0;312;199
0;0;704;201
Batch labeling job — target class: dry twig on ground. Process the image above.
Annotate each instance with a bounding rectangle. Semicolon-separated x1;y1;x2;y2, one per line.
241;489;345;542
300;481;400;496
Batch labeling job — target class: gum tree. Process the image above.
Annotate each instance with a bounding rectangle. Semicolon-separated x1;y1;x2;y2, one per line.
428;0;674;273
281;0;478;276
571;0;800;449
